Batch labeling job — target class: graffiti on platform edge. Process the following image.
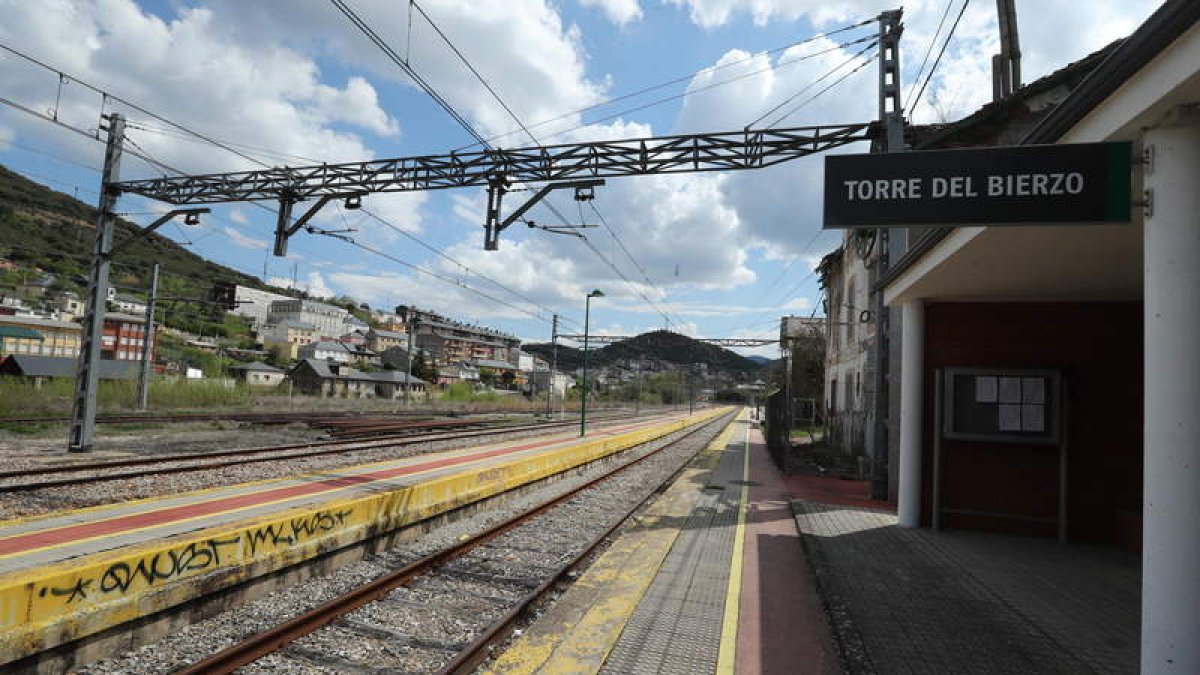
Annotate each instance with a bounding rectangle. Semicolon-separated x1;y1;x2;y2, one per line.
38;536;240;603
245;507;354;556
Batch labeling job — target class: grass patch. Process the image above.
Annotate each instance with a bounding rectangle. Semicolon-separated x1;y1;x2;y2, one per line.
0;376;251;417
437;382;503;403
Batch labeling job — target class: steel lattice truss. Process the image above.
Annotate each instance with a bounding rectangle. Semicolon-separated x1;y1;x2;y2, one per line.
561;334;778;347
113;123;873;204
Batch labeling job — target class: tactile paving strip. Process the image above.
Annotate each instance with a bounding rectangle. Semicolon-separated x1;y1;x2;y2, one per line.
599;432;745;675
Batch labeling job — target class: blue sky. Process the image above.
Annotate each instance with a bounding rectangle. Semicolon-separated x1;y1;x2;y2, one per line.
0;0;1160;356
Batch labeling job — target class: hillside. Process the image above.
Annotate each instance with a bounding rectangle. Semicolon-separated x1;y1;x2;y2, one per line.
0;165;275;303
524;330;764;374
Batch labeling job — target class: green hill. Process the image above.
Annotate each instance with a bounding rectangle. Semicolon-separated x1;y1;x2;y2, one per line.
524;330;764;374
0;164;274;300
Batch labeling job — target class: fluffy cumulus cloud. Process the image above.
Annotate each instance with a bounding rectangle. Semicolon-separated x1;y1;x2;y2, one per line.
268;270;336;299
214;0;608;143
664;0;1161;123
0;0;402;181
579;0;644;26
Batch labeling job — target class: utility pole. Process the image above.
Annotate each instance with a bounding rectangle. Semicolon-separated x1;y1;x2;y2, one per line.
68;114;124;453
580;290;603;436
993;0;1022;101
136;263;159;410
869;9;905;498
404;312;415;406
634;358;643;416
688;363;695;415
546;313;558;418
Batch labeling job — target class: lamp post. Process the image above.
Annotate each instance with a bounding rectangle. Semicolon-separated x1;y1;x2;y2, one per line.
580;289;604;436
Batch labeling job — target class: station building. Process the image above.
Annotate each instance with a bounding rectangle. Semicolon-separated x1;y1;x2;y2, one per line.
878;3;1199;672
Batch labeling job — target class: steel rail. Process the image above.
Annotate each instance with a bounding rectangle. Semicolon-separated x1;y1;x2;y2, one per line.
0;410;377;426
174;411;733;675
0;414;633;492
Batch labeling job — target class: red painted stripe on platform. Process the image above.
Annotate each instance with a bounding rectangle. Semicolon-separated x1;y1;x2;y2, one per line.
0;419;660;557
736;426;839;675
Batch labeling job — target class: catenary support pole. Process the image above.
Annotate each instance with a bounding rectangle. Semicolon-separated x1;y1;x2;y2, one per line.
404;315;415;406
68;114;124;453
547;314;558;418
580;300;593;436
871;8;905;500
896;298;924;528
136;263;159;410
1141;116;1200;675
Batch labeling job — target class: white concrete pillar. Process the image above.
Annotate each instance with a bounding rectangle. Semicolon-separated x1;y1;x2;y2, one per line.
1142;118;1200;675
897;299;924;528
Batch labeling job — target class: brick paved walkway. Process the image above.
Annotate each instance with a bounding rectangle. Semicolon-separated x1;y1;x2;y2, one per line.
793;502;1140;675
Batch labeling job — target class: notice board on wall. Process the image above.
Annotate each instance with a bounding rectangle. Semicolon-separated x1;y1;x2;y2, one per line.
942;368;1061;444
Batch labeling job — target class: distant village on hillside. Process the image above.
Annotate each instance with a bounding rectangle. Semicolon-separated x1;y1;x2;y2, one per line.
0;265;778;404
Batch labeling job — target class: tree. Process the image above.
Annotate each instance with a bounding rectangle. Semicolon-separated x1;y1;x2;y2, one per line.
411;352;437;383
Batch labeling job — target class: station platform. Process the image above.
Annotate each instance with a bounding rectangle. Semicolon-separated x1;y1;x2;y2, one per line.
0;408;728;668
488;411;841;675
491;410;1142;675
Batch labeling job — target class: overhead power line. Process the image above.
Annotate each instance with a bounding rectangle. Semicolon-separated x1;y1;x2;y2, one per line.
748;39;878;128
906;0;956;105
398;0;678;329
328;0;488;146
458;16;875;151
910;0;972;116
537;33;879;146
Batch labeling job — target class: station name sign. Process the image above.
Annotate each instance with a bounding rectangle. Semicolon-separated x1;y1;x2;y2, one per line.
823;142;1131;229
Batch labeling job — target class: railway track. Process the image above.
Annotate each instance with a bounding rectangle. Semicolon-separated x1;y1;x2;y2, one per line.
166;410;734;675
0;408;598;427
0;413;632;493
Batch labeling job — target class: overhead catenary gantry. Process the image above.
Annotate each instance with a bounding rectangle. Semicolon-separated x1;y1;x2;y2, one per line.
67;9;905;452
112;123;874;253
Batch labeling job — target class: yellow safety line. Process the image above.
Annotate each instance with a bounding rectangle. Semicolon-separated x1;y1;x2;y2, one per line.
716;422;750;674
0;415;708;562
0;415;677;542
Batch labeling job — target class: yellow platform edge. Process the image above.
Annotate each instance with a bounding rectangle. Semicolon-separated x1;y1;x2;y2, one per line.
486;409;744;675
0;408;728;666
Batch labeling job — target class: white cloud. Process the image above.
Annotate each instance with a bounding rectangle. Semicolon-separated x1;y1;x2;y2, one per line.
268;271;336;299
228;208;249;225
223;226;268;250
0;0;399;180
579;0;644;26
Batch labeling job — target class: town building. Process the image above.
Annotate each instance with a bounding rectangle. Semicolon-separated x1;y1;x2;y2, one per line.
266;299;349;339
54;291;83;320
227;361;286;388
231;285;293;329
287;359;427;399
0;315;81;357
365;328;407;354
297;340;380;366
297;340;354;364
259;319;318;360
112;293;147;315
0;354;138;387
873;4;1199;670
818;244;874;455
407;309;520;367
101;313;154;362
437;361;480;388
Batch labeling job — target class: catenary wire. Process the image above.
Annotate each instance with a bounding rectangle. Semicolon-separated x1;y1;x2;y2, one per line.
456;17;875;151
905;0;955;106
910;0;972;116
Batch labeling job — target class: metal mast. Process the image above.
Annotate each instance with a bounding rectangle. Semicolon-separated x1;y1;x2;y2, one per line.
68;114;125;453
870;9;905;499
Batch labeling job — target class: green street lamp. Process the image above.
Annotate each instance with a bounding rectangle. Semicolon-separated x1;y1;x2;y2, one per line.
580;289;604;436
